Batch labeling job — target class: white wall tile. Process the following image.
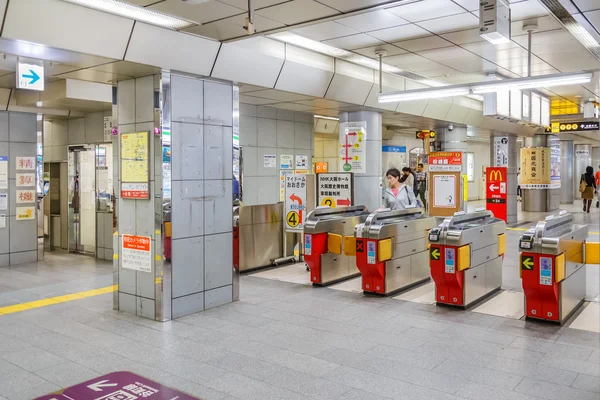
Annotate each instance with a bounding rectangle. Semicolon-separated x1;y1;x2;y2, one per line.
257;118;277;146
276;120;295;148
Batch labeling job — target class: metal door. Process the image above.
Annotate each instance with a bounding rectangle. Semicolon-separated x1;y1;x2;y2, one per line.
68;146;96;255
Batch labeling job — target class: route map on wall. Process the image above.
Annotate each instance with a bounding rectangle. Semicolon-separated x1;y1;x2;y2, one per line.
121;131;149;199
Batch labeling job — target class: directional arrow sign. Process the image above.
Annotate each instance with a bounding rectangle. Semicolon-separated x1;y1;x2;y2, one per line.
88;379;118;392
489;184;499;192
17;62;44;91
430;247;441;260
521;255;534;270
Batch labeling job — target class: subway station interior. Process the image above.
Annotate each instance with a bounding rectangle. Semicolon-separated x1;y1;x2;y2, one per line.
0;0;599;399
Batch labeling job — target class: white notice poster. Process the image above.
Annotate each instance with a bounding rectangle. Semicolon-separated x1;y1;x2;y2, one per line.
264;155;276;168
284;174;307;232
15;157;36;170
0;156;7;189
122;234;152;273
280;154;293;170
0;214;5;229
339;121;367;173
0;193;6;210
493;137;509;167
433;175;456;208
296;155;308;170
103;116;113;142
317;173;353;208
16;173;36;187
16;189;36;204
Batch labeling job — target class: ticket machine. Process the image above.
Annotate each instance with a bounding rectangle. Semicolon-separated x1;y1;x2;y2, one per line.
428;209;506;308
304;206;371;286
519;211;587;323
353;208;435;296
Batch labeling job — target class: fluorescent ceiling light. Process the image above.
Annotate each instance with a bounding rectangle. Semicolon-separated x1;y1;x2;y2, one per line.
60;0;195;30
379;87;470;103
315;115;339;121
480;33;511;45
378;71;593;103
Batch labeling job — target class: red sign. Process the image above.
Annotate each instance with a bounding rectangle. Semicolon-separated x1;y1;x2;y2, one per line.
35;371;199;399
121;183;149;199
428;152;462;171
486;167;507;222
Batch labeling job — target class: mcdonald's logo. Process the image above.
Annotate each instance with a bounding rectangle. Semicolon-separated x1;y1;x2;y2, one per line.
489;169;503;181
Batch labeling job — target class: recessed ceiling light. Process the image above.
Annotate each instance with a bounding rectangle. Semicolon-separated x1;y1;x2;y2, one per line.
60;0;196;30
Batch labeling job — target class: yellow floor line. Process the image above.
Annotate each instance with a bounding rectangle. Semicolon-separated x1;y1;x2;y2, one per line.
0;285;117;316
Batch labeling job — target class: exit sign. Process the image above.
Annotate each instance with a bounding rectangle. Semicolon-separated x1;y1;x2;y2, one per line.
16;62;44;91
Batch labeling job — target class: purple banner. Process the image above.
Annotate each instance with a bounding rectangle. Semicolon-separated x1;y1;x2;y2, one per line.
35;371;199;400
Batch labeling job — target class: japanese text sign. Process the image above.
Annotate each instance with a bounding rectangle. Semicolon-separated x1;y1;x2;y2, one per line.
16;156;36;170
520;147;554;188
485;167;507;222
16;173;36;187
339;121;367;173
284;174;307;232
428;152;462;172
122;235;152;273
317;173;353;208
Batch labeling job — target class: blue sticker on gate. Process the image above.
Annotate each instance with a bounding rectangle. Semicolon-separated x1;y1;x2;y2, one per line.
304;234;312;256
367;241;376;264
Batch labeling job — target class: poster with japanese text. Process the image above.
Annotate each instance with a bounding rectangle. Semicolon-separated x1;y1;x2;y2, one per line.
339;121;367;173
15;157;36;171
284;174;307;232
122;234;152;273
16;173;35;187
317;173;353;208
520;147;551;188
120;132;149;199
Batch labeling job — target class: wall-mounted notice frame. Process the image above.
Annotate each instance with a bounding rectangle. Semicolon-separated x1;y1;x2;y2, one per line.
0;156;7;189
120;131;150;199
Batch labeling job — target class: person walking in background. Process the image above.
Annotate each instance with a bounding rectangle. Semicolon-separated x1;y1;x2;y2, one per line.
415;163;427;210
580;166;597;213
595;165;600;209
382;168;417;210
401;167;414;188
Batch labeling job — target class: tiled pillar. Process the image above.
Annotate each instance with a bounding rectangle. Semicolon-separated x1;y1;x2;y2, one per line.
115;73;237;321
339;111;382;211
0;112;38;267
490;134;518;223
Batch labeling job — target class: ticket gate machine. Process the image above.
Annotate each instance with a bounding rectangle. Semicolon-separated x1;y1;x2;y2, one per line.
304;206;371;286
519;211;587;323
428;210;506;308
353;208;435;296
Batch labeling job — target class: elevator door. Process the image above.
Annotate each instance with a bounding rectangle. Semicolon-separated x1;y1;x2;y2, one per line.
68;147;96;254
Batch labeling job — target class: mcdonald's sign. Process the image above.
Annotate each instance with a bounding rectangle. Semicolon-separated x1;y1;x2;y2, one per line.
486;167;507;222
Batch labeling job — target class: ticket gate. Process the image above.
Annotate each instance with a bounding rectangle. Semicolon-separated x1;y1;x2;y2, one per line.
353;208;435;296
428;209;506;308
519;211;587;324
304;206;370;286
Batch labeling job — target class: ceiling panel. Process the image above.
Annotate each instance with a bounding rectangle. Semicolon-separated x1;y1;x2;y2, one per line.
186;13;284;41
386;0;466;22
240;84;268;92
292;21;358;41
572;0;600;12
149;0;244;24
218;0;290;10
451;0;479;12
90;61;160;77
352;44;408;58
441;28;484;44
572;13;600;43
368;24;430;42
508;0;549;20
335;10;409;32
53;69;128;84
322;34;384;49
417;45;477;61
583;9;600;32
511;15;563;36
256;0;340;25
296;99;355;109
248;89;315;102
239;94;279;105
317;0;394;13
416;12;479;33
268;102;316;111
394;35;454;52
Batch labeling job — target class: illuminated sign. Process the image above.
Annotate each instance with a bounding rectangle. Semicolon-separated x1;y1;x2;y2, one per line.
546;121;599;133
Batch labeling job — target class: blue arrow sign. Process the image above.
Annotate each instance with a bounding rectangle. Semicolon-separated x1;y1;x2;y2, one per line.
22;69;40;85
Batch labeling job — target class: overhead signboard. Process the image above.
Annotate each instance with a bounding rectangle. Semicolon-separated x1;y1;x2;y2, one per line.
339;121;367;173
428;152;462;172
548;121;599;133
317;173;353;208
416;130;435;139
486;167;507;222
16;62;44;91
284;174;307;232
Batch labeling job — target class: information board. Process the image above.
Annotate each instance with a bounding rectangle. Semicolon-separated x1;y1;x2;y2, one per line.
317;173;353;208
120;131;149;199
339;121;367;173
284;174;307;232
486;167;507;222
433;175;456;208
493;137;509;167
520;147;555;188
122;234;152;273
549;137;561;188
428;152;462;172
0;156;7;189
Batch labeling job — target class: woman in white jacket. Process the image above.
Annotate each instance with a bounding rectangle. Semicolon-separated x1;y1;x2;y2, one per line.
382;168;418;210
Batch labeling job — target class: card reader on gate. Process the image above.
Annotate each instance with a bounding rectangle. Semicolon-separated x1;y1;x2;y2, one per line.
429;228;441;242
519;234;533;250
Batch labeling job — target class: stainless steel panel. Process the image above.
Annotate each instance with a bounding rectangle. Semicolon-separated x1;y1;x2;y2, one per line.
560;265;586;321
0;112;8;141
0;254;8;267
172;236;204;298
8;217;36;253
471;243;497;268
138;297;156;320
172;292;204;319
464;265;486;306
137;265;155;300
135;182;155;237
521;211;588;255
117;80;135;125
410;251;430;283
204;81;233;127
320;253;346;284
204;126;233;180
0;213;8;254
171;122;203;181
205;285;233;310
238;203;283;271
394;237;426;259
484;256;503;293
9;250;37;265
119;256;137;295
171;180;204;239
205;180;232;235
119;292;137;315
436;209;506;250
171;75;203;124
384;255;411;294
9;112;37;143
205;233;233;290
118;198;137;235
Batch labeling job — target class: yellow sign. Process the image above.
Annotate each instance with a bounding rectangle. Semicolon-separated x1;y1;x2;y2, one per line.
321;197;336;208
489;170;503;181
521;255;534;270
430;247;440;260
463;174;468;202
286;211;300;228
120;131;149;183
551;123;560;133
520;147;550;186
16;206;34;220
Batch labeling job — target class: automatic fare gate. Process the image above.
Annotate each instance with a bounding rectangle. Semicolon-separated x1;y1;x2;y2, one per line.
353;208;435;296
428;209;506;308
518;211;588;323
304;206;371;286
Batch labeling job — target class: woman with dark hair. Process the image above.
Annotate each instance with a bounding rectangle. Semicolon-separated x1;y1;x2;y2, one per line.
580;166;597;213
382;168;417;210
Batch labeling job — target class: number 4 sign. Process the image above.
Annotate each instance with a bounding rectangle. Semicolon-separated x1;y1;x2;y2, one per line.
284;175;307;232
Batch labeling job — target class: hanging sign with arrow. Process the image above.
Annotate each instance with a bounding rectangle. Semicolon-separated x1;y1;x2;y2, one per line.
339;121;367;173
317;172;353;209
34;371;199;400
485;166;507;222
17;62;44;91
285;174;307;232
